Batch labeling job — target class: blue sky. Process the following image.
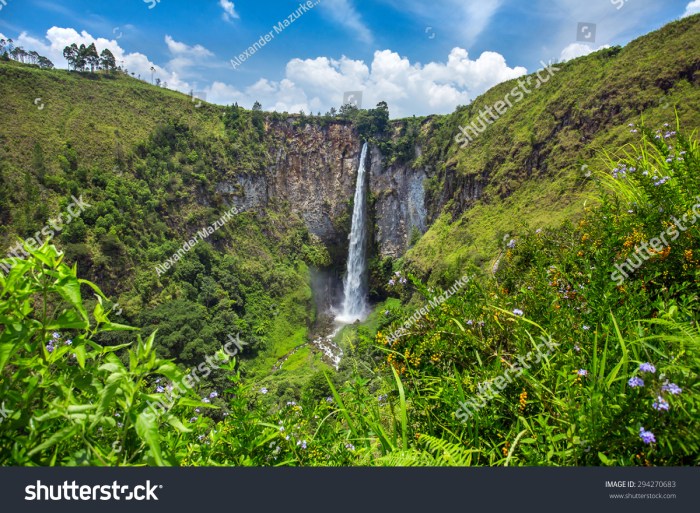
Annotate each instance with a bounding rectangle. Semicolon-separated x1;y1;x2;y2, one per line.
1;0;698;117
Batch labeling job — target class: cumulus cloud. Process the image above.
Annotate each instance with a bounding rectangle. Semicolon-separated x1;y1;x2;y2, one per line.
10;26;527;117
219;0;239;22
683;0;700;17
319;0;373;44
559;42;610;62
206;48;526;117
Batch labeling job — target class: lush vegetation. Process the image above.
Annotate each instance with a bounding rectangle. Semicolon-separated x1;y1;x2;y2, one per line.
1;16;699;466
1;124;698;466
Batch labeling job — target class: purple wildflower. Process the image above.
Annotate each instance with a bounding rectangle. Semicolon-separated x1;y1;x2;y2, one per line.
661;382;682;395
639;427;655;444
513;309;524;316
577;369;588;377
156;385;165;393
652;396;670;412
209;391;218;399
639;362;656;374
507;239;516;249
345;443;355;451
260;387;268;394
627;377;644;388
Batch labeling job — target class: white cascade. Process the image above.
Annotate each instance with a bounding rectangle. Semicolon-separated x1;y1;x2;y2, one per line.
337;142;369;323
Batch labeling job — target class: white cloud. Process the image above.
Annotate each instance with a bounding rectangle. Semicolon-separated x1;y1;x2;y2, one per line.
164;35;215;75
319;0;373;44
379;0;503;48
559;42;610;62
7;27;527;118
459;0;504;48
683;0;700;17
219;0;239;22
165;35;213;58
205;48;527;117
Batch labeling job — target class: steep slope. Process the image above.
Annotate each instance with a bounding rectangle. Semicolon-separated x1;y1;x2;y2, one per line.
400;14;700;284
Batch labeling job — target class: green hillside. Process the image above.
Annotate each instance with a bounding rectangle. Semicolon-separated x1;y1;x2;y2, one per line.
403;14;700;283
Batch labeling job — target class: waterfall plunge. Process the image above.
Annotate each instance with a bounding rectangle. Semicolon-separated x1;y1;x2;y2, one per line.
337;142;369;324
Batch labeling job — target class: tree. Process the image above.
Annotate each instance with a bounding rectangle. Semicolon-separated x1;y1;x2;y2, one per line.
63;44;79;70
0;38;14;58
75;44;88;71
155;78;161;87
150;66;155;84
85;43;100;72
252;101;262;111
37;56;54;69
329;107;337;117
339;102;359;117
99;49;116;73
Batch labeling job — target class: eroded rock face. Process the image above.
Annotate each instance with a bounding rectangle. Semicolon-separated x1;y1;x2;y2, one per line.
215;118;430;259
369;145;428;258
267;122;361;243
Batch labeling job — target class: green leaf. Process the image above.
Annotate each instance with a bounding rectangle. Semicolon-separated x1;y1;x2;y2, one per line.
73;345;87;369
598;452;613;466
56;275;88;321
0;342;17;371
166;416;192;433
135;411;165;466
95;376;122;419
28;425;80;456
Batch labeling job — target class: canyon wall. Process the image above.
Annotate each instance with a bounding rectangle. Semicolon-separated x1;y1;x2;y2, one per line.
218;118;433;260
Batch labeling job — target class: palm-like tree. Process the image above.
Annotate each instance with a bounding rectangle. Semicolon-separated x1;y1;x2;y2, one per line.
150;66;155;84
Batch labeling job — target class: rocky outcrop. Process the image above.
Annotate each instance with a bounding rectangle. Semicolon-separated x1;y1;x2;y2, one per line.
216;117;432;261
369;145;429;257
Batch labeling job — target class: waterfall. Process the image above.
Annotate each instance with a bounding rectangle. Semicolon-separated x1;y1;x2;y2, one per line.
337;142;369;323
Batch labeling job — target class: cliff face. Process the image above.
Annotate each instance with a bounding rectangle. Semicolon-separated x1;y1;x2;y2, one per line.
369;144;429;257
217;118;432;262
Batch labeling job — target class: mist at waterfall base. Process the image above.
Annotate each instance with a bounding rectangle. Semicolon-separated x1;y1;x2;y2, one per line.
336;142;370;324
